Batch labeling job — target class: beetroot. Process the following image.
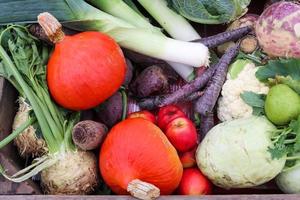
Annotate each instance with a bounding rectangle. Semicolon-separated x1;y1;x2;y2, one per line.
256;2;300;58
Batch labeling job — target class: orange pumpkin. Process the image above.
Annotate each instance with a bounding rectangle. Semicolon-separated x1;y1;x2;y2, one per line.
99;118;183;196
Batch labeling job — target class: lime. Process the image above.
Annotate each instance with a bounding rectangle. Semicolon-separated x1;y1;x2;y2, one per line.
265;84;300;125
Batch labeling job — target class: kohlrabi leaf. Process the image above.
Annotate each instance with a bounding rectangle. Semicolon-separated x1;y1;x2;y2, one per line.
256;59;300;81
240;91;266;116
256;59;300;95
168;0;251;24
268;134;288;159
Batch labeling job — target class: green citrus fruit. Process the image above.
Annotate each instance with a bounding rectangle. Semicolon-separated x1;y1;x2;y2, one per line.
265;84;300;125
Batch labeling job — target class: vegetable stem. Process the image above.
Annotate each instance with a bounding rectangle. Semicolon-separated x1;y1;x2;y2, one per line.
0;45;59;153
286;156;300;160
0;117;36;149
120;89;128;120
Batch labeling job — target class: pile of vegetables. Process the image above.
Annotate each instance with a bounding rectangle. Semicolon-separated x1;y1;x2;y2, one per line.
2;0;300;199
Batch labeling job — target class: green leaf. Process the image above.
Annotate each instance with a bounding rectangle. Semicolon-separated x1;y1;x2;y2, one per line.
252;107;265;116
256;59;300;95
169;0;251;24
240;91;266;116
268;134;287;159
256;59;300;81
291;116;300;151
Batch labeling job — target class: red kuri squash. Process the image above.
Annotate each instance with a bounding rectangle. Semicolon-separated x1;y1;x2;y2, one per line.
38;13;126;110
100;118;183;199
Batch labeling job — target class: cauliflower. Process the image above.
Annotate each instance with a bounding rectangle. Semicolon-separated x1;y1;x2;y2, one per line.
217;62;269;122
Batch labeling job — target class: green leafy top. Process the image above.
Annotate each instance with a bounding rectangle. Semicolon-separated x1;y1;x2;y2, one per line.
167;0;251;24
268;116;300;168
0;25;79;153
256;59;300;94
240;91;266;116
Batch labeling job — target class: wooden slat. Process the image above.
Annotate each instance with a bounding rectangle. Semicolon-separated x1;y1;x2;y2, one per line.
0;78;41;194
0;195;300;200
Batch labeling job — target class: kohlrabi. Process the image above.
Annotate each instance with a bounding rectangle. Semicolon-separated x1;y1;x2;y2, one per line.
196;116;286;189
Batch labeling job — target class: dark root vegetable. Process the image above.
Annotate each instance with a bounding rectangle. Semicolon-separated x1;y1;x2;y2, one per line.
97;92;123;127
193;26;252;48
139;65;217;110
72;120;108;150
97;92;141;127
199;112;215;138
195;44;240;115
123;58;134;87
41;150;99;194
130;65;169;98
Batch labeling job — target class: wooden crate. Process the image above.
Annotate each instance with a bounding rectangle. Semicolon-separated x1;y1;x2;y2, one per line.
1;0;298;199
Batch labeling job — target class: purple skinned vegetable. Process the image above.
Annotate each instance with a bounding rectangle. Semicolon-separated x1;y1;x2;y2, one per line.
193;26;252;48
138;64;217;110
195;44;240;115
199;112;215;139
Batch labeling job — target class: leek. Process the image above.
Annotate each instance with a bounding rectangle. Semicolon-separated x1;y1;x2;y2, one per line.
0;0;209;75
137;0;201;41
88;0;203;80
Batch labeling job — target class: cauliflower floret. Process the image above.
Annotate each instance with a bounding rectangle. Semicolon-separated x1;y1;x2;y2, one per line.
217;62;269;122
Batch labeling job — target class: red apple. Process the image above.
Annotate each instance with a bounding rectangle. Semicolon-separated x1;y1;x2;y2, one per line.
165;117;197;152
127;110;156;124
178;168;212;195
157;105;186;131
179;147;197;168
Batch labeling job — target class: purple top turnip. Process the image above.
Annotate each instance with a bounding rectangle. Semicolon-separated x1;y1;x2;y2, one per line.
256;2;300;58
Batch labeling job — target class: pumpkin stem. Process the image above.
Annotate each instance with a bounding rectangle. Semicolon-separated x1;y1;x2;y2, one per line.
37;12;65;43
127;179;160;200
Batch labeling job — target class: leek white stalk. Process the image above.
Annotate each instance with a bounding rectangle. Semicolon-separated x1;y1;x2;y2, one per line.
137;0;201;41
104;27;209;69
88;0;204;80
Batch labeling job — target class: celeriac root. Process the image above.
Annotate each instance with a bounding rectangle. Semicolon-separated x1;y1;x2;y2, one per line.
41;150;99;194
13;97;47;157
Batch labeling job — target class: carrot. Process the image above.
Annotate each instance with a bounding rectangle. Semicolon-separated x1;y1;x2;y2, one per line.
199;112;215;138
194;26;252;48
194;44;240;115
